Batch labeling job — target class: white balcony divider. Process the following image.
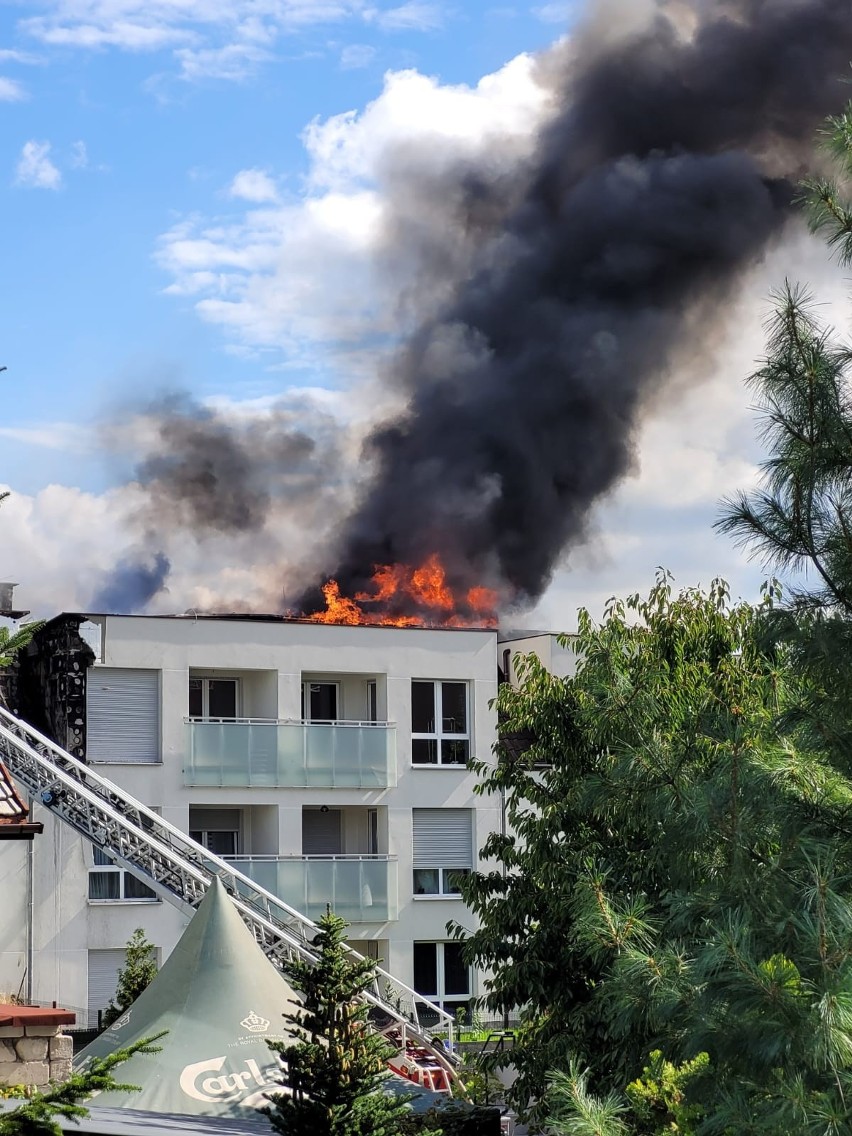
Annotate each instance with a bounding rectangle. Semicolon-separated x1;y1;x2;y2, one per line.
225;855;398;922
185;718;396;789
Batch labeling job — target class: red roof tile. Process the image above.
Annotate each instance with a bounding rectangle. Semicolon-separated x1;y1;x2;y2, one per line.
0;1006;76;1027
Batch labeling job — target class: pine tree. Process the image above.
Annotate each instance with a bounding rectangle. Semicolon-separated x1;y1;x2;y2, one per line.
102;928;157;1029
716;101;852;771
453;573;852;1131
0;1036;162;1136
261;911;414;1136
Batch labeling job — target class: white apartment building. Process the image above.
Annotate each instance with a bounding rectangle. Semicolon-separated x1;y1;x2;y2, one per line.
0;612;502;1029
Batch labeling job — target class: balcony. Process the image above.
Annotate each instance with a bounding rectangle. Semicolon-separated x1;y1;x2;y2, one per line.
184;718;396;788
227;855;398;922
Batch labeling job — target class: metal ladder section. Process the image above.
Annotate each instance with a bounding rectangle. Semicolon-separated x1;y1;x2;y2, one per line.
0;705;459;1079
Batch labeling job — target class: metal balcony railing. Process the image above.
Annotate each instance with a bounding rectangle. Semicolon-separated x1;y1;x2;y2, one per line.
184;718;396;789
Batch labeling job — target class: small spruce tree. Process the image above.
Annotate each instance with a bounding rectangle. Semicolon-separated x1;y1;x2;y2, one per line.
102;928;157;1028
262;911;414;1136
0;1036;162;1136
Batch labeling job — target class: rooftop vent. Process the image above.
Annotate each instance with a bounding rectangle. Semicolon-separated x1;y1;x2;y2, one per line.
0;583;30;621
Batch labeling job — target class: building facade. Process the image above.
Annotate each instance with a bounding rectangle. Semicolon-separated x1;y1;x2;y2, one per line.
0;613;501;1027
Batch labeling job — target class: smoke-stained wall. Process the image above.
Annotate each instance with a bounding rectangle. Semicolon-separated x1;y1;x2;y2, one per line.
10;618;94;759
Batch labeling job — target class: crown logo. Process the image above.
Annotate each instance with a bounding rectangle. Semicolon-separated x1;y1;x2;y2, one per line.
240;1010;270;1033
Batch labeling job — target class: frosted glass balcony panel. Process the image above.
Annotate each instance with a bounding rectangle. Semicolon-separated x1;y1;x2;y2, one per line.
226;856;398;923
185;720;395;788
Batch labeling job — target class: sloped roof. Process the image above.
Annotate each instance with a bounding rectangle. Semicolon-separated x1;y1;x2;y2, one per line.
0;759;42;839
76;878;302;1118
77;878;447;1119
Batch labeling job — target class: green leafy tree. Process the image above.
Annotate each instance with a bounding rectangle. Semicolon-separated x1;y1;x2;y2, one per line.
453;573;852;1131
520;102;852;1136
102;928;158;1029
261;911;416;1136
0;1036;162;1136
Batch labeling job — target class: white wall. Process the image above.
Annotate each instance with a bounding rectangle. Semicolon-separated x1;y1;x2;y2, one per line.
0;616;501;1017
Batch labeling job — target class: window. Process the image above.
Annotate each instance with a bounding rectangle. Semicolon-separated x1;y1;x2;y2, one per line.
412;809;472;896
367;681;378;723
411;681;470;765
189;807;241;857
87;668;160;763
413;942;470;1022
189;677;238;719
368;808;379;856
302;808;342;855
87;949;126;1028
189;829;239;856
89;847;157;902
302;682;338;721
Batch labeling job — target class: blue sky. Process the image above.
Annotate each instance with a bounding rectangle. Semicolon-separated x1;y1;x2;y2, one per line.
1;0;837;625
2;2;561;487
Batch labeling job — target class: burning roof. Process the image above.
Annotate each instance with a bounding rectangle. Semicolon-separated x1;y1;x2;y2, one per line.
85;1;852;627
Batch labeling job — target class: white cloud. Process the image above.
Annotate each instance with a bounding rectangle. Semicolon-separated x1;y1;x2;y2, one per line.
175;41;272;82
14;140;61;190
0;76;27;101
340;43;376;69
0;422;92;452
365;2;445;31
156;51;550;365
17;1;445;82
532;2;576;24
70;139;88;168
0;49;43;63
228;168;279;203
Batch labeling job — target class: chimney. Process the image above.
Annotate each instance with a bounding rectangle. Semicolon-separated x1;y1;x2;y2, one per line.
0;584;30;622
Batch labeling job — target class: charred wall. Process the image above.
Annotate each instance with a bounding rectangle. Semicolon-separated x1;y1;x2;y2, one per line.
8;617;94;760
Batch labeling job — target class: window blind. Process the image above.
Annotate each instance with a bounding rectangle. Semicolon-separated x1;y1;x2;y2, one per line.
412;809;473;868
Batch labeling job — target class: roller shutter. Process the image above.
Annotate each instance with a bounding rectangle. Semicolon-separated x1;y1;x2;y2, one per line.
412;809;473;868
87;949;125;1027
87;668;160;763
302;809;343;855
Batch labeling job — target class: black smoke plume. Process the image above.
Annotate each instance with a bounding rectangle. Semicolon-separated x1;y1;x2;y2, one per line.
300;0;852;614
134;394;321;535
90;394;350;613
90;552;171;614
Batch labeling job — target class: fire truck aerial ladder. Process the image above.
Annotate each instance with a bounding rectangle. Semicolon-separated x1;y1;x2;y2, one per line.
0;704;460;1089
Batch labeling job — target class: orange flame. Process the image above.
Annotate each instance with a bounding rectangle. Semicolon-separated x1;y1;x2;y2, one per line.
305;554;498;628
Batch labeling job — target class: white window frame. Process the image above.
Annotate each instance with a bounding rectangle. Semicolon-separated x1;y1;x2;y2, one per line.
413;866;471;898
88;847;158;903
368;808;379;856
189;828;240;857
411;680;471;766
366;681;378;723
302;681;340;723
412;808;473;897
188;675;240;720
413;941;471;1015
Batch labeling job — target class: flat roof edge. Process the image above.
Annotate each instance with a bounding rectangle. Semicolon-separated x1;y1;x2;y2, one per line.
44;612;500;633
